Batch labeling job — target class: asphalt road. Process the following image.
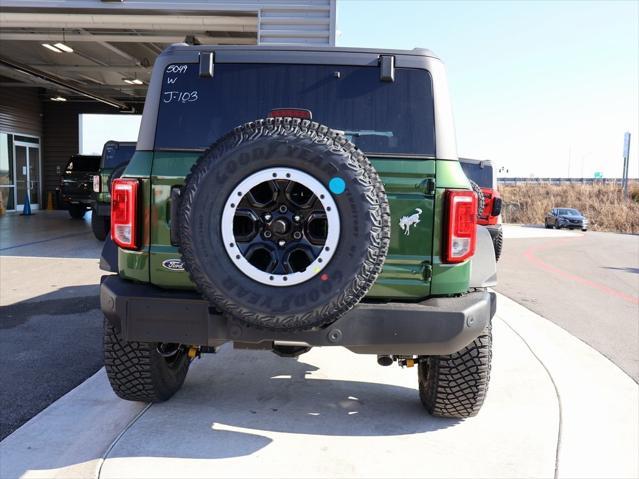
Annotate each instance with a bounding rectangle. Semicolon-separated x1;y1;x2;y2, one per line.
0;211;104;440
495;226;639;381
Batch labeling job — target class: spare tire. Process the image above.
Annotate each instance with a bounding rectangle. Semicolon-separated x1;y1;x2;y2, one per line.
178;117;390;331
469;180;485;217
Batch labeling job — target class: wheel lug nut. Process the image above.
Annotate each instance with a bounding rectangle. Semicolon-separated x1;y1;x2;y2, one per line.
278;240;286;247
264;214;272;221
293;231;302;240
293;215;301;222
264;231;272;238
279;205;288;213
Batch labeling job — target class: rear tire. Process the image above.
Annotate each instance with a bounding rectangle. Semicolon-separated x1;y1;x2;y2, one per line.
91;211;110;241
178;117;390;331
68;204;86;219
418;322;492;418
493;228;503;262
104;319;190;402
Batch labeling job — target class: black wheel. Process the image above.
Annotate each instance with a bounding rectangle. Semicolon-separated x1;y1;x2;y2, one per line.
469;180;485;217
418;322;492;418
104;319;190;402
68;204;86;219
581;228;587;232
493;228;503;262
178;117;390;331
91;210;110;241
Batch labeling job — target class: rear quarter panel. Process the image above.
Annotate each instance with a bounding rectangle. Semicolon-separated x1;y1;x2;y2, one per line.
430;159;472;295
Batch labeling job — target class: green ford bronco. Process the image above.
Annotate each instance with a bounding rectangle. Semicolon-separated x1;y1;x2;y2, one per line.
100;45;497;418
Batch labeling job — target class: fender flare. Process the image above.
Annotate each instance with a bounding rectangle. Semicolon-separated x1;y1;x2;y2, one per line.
469;225;497;288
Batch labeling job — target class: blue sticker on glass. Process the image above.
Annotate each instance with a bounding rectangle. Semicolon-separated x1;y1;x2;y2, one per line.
328;177;346;195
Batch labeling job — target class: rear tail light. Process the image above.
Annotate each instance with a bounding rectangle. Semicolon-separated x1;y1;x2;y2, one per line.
444;190;477;263
92;175;100;193
111;178;138;249
491;196;502;216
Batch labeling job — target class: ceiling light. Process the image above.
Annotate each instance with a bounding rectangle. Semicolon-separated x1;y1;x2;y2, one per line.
131;79;143;85
42;43;62;53
53;42;74;53
123;78;144;85
50;96;67;102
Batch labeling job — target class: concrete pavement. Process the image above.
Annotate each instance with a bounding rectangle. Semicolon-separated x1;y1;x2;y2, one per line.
2;293;637;479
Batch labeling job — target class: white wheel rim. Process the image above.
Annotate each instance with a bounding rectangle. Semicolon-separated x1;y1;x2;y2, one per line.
221;167;340;287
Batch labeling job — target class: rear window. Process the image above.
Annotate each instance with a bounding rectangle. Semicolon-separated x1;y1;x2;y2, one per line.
65;156;99;173
460;161;494;188
102;143;136;168
155;63;435;156
558;208;581;216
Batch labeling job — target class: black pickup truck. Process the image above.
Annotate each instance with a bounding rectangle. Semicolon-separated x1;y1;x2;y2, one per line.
60;154;100;219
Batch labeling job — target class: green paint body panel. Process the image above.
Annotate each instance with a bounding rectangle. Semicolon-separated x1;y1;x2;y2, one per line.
366;158;434;298
118;152;472;298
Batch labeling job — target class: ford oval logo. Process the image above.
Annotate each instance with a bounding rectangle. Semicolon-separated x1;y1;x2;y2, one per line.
162;259;184;271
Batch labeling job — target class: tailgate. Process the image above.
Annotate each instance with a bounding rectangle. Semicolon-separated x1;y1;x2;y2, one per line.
366;157;435;299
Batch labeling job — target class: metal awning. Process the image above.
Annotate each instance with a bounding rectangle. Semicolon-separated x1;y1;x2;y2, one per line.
0;5;259;109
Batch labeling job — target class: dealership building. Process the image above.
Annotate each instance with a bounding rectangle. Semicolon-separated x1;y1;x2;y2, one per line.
0;0;337;212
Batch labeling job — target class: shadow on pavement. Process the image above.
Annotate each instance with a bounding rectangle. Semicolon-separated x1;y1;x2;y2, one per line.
603;266;639;274
0;284;99;327
107;349;459;461
0;285;103;440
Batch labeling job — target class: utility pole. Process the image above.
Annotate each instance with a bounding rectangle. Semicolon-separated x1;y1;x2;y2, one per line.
622;132;631;198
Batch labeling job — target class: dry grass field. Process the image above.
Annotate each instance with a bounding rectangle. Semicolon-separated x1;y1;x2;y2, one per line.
500;183;639;234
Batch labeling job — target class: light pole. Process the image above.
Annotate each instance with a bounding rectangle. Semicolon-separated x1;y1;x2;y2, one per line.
622;132;631;198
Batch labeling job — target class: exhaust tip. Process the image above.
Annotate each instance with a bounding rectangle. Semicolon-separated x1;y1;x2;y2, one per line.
377;355;393;367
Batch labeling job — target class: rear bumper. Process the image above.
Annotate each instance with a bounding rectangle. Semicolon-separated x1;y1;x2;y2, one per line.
100;275;496;356
62;193;93;205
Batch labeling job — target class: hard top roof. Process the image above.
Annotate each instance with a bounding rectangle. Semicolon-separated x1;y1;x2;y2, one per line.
103;140;136;147
459;158;493;166
164;43;440;60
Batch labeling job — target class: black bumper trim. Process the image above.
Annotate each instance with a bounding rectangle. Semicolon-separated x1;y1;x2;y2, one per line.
100;275;496;356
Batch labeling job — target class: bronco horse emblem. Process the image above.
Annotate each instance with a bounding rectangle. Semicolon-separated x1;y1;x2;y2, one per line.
399;208;422;236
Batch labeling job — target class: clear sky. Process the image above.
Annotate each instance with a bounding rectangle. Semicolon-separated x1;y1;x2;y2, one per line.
337;0;638;178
